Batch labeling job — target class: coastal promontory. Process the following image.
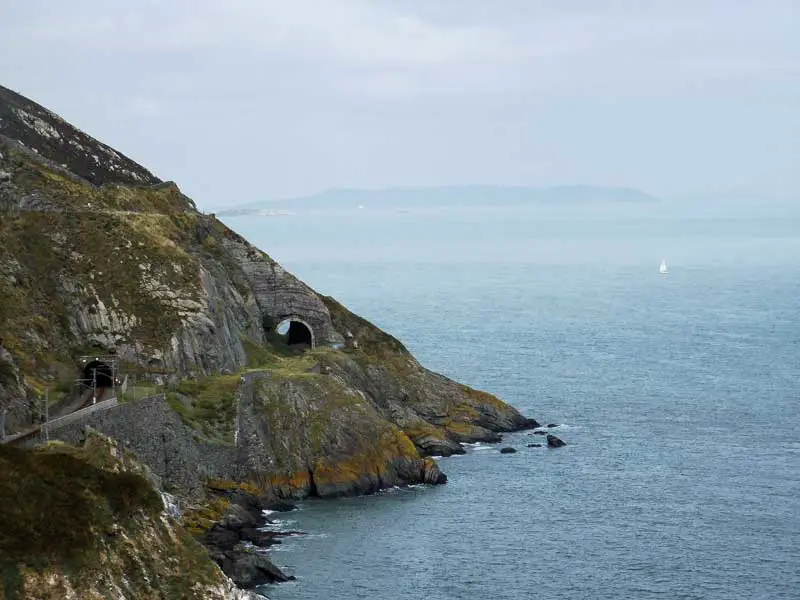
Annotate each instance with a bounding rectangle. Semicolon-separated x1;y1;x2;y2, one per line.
0;84;537;596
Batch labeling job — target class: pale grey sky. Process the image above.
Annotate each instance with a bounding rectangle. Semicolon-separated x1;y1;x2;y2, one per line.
1;1;798;208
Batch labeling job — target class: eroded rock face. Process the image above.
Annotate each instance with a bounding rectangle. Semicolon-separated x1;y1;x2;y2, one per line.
220;232;343;347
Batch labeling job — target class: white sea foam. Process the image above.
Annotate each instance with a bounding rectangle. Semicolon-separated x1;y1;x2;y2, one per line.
261;519;298;532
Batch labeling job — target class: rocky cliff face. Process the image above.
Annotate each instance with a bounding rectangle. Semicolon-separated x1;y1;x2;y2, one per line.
0;85;538;592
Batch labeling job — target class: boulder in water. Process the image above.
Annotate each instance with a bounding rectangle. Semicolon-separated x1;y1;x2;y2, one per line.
421;458;448;484
546;434;566;448
499;447;517;454
531;430;547;436
546;423;559;428
222;547;295;587
527;443;542;448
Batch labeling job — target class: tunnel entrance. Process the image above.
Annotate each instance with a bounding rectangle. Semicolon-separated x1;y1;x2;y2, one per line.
276;318;314;348
82;359;114;388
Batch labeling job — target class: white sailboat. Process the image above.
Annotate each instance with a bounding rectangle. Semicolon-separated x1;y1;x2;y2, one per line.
659;259;669;275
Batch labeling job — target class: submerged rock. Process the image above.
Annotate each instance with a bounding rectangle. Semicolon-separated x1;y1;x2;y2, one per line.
531;430;547;436
521;417;541;429
499;447;517;454
263;500;297;513
546;434;566;448
527;443;543;448
547;423;559;428
412;435;466;458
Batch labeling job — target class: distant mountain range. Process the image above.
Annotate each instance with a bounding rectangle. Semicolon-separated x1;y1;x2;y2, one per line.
215;185;657;216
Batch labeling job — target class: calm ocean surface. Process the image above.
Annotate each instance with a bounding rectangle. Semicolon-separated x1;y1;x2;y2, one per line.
225;202;800;600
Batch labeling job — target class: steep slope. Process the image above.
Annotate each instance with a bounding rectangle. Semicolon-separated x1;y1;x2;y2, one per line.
0;84;159;186
0;86;536;499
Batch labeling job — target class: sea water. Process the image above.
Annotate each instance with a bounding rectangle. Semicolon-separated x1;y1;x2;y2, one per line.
224;201;800;600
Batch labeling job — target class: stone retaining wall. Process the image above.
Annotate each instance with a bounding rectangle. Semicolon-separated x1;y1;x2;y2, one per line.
38;395;240;496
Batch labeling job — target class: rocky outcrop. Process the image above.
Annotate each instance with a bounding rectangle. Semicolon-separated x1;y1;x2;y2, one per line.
222;551;292;589
199;501;296;587
220;232;343;347
547;434;566;448
500;447;517;454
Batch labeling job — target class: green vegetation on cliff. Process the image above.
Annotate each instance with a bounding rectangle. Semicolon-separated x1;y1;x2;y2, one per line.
168;374;242;443
0;434;245;600
0;443;160;570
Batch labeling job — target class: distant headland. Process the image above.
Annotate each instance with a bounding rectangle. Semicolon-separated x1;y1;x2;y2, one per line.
216;184;657;216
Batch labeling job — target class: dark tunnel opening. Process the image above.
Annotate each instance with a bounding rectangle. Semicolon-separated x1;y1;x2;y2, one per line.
83;360;114;388
276;319;313;347
287;321;313;346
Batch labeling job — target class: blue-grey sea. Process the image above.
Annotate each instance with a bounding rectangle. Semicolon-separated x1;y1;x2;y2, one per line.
224;200;800;600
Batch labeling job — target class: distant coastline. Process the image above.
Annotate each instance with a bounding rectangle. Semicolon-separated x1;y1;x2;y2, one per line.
215;184;658;216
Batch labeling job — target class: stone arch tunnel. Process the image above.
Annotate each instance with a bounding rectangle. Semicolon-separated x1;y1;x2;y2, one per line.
82;359;114;388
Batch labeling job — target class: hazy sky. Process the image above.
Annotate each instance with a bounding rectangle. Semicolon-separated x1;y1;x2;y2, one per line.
1;1;798;208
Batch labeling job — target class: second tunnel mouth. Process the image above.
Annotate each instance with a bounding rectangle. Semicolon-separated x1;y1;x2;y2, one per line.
275;319;313;349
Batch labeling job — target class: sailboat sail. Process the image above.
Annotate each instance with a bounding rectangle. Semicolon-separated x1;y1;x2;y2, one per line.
659;260;668;274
